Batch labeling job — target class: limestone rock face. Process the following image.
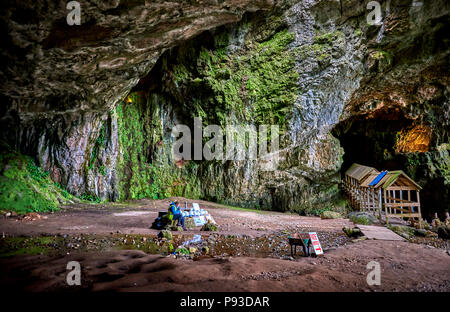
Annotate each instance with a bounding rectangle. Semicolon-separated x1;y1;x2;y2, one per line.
333;0;450;218
1;0;277;115
0;0;448;214
0;0;280;199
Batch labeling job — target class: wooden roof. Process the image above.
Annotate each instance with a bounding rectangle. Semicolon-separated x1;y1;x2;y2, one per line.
370;170;422;190
360;173;381;187
345;163;380;182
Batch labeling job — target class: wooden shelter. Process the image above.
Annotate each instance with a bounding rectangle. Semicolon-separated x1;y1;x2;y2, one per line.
370;170;422;224
344;164;422;224
343;163;379;210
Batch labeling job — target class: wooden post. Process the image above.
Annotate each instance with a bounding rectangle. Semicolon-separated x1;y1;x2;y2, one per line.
417;190;422;224
365;188;368;212
400;190;403;215
357;185;360;210
388;190;392;218
389;191;394;219
378;188;382;220
394;190;397;214
384;189;389;225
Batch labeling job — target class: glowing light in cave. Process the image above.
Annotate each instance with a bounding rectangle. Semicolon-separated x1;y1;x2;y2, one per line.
395;124;432;153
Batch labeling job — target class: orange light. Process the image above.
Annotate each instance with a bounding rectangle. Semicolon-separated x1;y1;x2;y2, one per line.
395;124;431;153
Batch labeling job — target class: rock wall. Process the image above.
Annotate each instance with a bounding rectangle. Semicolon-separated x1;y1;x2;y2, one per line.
0;0;448;216
1;0;282;199
333;0;450;219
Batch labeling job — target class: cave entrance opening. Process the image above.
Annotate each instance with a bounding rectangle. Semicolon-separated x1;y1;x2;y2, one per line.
332;108;414;175
332;108;439;221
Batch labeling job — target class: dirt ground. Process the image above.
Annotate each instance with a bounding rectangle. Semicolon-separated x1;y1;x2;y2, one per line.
0;197;355;237
0;197;449;292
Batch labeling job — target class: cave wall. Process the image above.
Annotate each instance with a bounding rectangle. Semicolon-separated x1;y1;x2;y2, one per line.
93;8;351;213
0;0;449;215
333;0;450;219
0;0;286;202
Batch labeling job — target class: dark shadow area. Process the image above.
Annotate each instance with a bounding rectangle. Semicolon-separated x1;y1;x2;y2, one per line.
333;108;412;172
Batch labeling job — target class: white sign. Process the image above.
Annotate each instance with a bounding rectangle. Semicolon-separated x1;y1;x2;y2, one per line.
308;232;323;256
193;216;205;226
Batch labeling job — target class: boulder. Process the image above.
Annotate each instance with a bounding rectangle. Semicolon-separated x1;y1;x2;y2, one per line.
201;246;210;254
321;211;343;219
348;212;377;225
432;218;442;228
158;230;173;241
414;229;427;237
388;225;415;237
343;226;363;238
201;223;218;231
399;232;410;240
426;230;438;238
437;226;449;240
189;247;197;254
413;220;431;230
351;236;368;243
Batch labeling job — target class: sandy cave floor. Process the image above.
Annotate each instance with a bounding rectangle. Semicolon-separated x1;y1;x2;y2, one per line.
0;197;449;292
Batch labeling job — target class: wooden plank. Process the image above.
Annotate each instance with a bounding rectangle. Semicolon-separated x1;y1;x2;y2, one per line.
387;186;416;191
385;196;418;203
384;206;411;213
357;225;406;241
385;203;419;207
386;213;421;218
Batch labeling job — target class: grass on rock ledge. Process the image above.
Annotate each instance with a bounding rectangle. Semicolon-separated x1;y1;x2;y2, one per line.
0;144;71;214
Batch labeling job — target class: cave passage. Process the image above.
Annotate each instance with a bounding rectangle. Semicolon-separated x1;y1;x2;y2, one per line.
332;108;414;174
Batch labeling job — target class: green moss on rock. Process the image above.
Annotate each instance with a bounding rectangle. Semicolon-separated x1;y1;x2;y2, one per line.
114;93;202;200
158;230;173;240
435;144;450;185
299;30;344;62
201;222;218;231
368;50;394;72
387;225;416;238
321;211;343;219
197;29;298;131
348;211;377;225
0;144;69;214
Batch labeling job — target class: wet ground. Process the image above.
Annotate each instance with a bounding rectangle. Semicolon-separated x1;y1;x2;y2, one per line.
1;240;448;292
0;197;449;291
0;230;350;259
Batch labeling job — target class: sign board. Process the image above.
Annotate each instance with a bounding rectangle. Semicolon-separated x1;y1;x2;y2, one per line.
308;232;323;256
